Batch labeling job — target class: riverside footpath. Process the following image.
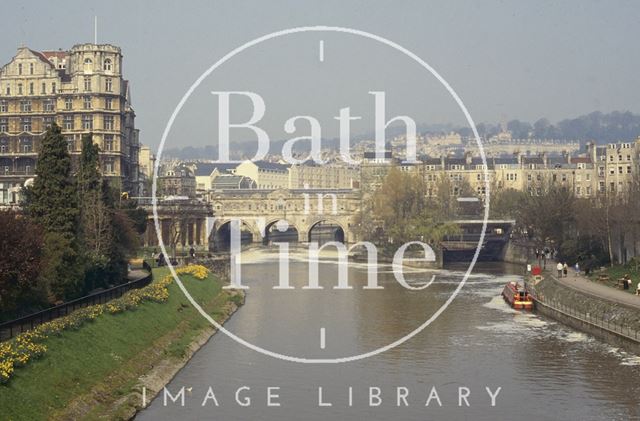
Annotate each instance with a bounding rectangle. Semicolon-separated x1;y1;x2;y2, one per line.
545;262;640;310
526;261;640;354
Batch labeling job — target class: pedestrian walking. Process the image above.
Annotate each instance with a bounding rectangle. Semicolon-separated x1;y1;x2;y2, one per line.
563;262;568;277
574;262;580;277
556;262;563;277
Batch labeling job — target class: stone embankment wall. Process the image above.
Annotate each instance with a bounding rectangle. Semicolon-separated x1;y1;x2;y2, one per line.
503;241;534;265
527;276;640;355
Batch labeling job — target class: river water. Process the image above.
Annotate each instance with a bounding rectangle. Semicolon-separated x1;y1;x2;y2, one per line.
139;252;640;420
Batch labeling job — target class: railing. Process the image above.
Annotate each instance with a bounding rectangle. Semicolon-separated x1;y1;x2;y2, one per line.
0;170;35;176
527;280;640;343
0;261;153;342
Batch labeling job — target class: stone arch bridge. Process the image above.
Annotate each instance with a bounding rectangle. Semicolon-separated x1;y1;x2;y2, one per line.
208;188;361;249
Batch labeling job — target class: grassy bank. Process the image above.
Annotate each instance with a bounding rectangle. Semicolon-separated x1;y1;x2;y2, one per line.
589;262;640;294
0;267;239;421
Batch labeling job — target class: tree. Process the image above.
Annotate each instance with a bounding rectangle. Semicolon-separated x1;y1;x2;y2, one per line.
489;187;524;219
23;124;77;237
0;212;46;319
368;166;460;250
76;135;115;290
516;179;576;247
22;124;83;301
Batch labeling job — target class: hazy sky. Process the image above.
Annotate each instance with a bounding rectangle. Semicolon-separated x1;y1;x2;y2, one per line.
2;0;639;153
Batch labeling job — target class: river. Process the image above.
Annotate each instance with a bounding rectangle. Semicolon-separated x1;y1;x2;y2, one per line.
138;251;640;420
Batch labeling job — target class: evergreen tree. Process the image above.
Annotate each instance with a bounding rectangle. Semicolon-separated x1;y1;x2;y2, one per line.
22;124;83;300
23;124;77;236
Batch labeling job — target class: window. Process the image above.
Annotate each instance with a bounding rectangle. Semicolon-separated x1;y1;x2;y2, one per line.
628;165;632;174
44;99;54;112
21;117;31;132
20;100;32;112
84;76;92;91
25;165;31;174
17;63;22;75
83;58;93;72
83;96;92;109
103;115;114;130
103;58;112;71
0;139;7;152
105;78;112;92
17;84;22;95
65;136;74;151
63;115;74;130
82;115;93;130
586;187;592;195
105;98;113;110
619;166;623;174
0;101;6;112
104;135;114;151
41;82;46;94
104;159;114;174
0;119;7;132
29;83;34;95
43;116;54;129
5;85;9;95
21;137;32;152
29;63;34;75
51;82;56;94
598;166;605;177
64;97;73;110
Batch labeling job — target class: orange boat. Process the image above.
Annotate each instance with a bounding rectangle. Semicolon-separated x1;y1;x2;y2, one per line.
502;281;534;310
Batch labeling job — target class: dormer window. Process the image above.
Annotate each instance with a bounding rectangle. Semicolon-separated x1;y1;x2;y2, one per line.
104;58;112;71
18;63;22;75
29;63;34;75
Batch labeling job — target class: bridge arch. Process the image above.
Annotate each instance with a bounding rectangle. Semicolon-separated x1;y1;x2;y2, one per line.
263;218;300;245
307;219;346;244
211;219;261;251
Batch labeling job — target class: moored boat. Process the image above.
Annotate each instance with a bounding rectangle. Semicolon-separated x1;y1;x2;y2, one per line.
502;281;534;310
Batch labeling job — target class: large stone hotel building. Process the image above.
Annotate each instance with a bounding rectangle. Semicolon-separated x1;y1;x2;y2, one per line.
0;43;140;204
